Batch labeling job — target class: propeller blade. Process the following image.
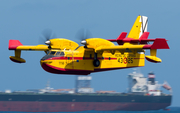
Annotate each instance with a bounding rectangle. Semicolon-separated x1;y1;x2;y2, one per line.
39;29;56;45
42;28;53;41
75;28;93;45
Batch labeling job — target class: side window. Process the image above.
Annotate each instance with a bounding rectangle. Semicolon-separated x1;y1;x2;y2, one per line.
60;52;65;56
90;54;92;58
56;52;61;56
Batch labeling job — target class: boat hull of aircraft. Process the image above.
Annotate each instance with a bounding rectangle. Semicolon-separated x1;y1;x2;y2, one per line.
41;62;142;75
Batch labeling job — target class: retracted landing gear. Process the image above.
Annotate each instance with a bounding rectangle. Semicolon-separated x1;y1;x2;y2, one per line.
93;53;100;67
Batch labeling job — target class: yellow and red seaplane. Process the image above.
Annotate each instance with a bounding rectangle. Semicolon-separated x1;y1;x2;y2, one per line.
8;15;169;75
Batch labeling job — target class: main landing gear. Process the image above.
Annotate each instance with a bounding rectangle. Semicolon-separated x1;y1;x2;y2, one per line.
93;53;100;67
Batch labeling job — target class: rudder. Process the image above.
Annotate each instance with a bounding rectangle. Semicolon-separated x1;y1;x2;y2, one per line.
127;15;148;39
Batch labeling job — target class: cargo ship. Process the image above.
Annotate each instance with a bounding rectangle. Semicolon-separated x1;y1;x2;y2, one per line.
0;70;172;112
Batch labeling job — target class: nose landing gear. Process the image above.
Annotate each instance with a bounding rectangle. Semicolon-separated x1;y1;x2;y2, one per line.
93;53;100;67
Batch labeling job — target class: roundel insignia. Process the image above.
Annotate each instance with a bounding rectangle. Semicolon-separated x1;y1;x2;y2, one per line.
123;57;127;64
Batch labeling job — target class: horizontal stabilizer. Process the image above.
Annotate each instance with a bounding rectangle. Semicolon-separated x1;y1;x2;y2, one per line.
139;32;150;44
116;32;127;45
122;32;150;43
117;32;127;40
151;38;169;49
107;32;127;45
143;38;169;49
107;32;158;45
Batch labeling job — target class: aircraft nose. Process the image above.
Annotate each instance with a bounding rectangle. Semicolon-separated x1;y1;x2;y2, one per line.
41;55;53;60
40;55;54;65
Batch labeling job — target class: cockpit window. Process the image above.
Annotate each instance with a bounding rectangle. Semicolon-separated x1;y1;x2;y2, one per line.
47;51;65;56
60;52;65;56
56;52;61;56
49;51;56;55
46;51;50;55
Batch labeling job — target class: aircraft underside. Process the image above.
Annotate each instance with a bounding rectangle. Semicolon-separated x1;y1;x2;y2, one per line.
41;62;142;75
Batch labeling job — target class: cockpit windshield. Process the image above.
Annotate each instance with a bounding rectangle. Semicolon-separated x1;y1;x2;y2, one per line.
47;51;65;56
60;52;65;56
46;51;50;55
49;51;56;55
56;52;61;56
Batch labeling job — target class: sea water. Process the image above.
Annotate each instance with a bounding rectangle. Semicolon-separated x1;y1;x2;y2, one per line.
0;107;179;113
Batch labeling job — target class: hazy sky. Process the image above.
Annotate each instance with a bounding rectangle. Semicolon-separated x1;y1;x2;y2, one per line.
1;0;179;106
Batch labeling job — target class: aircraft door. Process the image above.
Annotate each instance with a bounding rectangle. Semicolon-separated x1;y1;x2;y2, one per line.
83;51;94;71
66;54;74;69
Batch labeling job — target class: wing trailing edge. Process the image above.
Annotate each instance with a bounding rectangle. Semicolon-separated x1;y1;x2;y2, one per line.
96;38;169;52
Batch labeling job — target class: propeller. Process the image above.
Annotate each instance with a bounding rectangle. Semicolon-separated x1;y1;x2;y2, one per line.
39;28;57;45
75;28;93;45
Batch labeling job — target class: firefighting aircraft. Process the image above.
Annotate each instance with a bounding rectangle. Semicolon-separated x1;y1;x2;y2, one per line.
8;15;169;75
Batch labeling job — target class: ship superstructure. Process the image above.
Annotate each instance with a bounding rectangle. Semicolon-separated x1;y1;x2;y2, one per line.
128;70;171;95
75;76;94;93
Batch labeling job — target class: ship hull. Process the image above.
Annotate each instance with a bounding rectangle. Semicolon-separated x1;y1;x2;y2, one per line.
0;94;171;112
0;101;171;112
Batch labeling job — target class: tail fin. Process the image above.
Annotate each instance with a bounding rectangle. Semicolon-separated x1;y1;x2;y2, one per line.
127;15;148;39
107;16;149;45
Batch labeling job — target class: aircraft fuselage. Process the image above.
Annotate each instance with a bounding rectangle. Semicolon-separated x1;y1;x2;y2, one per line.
40;47;145;75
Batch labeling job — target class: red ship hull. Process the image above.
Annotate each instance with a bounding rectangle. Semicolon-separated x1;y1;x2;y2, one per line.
0;101;170;112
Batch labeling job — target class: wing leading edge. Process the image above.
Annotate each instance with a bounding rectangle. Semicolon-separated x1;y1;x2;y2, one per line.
9;40;49;63
9;40;49;51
